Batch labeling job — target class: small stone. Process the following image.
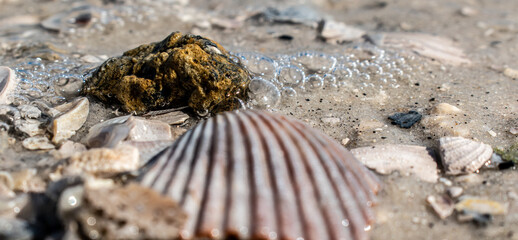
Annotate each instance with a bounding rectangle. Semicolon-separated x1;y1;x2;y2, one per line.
22;136;54;150
50;140;87;159
321;117;341;124
51;97;89;144
341;138;350;146
427;195;455;219
439;177;452;186
503;67;518;79
455;197;508;215
447;186;463;198
510;127;518;135
487;130;497;137
17;105;41;119
388;110;422;128
83;31;250;114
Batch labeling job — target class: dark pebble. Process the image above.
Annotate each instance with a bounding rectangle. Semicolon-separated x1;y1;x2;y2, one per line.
498;161;515;170
388;110;422;128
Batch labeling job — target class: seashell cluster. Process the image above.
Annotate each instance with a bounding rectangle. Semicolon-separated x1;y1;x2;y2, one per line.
139;110;380;240
439;136;493;175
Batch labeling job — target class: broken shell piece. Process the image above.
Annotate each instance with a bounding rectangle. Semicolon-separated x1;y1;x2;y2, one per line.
369;32;471;66
351;144;439;182
60;183;186;239
455;197;508;215
62;145;139;176
318;20;365;44
22;136;54;150
50;140;87;160
120;140;174;166
503;67;518;79
421;104;470;137
16;119;43;137
427;195;455;219
0;66;19;105
11;168;46;192
431;103;462;115
18;105;41;119
125;117;172;141
51;97;89;144
86;123;130;149
144;110;189;125
440;136;493;175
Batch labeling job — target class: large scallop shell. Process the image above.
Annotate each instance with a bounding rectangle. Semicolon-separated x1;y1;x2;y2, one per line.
139;110;380;240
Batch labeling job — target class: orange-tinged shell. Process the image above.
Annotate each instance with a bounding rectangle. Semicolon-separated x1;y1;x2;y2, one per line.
139;110;380;240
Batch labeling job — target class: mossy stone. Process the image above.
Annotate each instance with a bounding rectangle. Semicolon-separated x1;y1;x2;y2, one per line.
83;32;250;114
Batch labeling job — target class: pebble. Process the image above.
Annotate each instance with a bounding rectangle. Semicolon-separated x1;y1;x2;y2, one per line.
22;136;54;150
51;97;89;144
510;127;518;135
459;6;478;17
341;138;350;146
447;186;464;198
351;144;439;182
438;177;453;186
427;195;455;219
388;110;422;128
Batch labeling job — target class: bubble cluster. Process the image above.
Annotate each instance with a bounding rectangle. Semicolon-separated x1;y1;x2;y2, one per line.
11;58;91;107
233;48;416;109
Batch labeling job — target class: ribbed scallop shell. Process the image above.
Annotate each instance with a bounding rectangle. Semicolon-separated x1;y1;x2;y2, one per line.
139;110;380;240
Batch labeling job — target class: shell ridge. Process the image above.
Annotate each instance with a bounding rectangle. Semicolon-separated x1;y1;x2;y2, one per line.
286;119;356;240
235;112;277;239
268;113;336;240
224;113;251;238
148;128;196;194
179;119;215;238
195;114;228;238
193;116;221;237
247;111;306;239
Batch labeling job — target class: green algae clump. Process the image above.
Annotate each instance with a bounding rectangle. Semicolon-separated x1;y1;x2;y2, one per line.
82;32;250;114
494;142;518;163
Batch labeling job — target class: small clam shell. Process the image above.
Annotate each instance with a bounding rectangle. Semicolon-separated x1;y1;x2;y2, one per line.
139;110;380;240
439;136;493;175
51;97;89;144
0;66;18;105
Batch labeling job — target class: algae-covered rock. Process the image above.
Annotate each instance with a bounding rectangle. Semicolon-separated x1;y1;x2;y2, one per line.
494;142;518;163
83;32;250;114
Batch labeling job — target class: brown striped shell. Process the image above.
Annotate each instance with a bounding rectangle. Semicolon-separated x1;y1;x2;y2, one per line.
139;110;381;240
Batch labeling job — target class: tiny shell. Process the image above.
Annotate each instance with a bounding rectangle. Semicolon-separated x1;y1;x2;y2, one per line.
351;144;439;182
0;66;19;105
139;110;380;240
52;97;89;144
439;136;493;175
318;20;366;44
426;195;454;219
22;136;55;150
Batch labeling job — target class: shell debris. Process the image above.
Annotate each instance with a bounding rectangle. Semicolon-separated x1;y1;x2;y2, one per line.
439;136;493;175
51;97;89;144
351;144;439;182
139;110;380;240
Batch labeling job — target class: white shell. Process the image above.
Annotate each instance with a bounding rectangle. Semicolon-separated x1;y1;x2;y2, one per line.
0;66;18;105
139;110;380;240
370;32;471;66
22;136;54;150
51;97;89;144
351;144;439;182
439;136;493;175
